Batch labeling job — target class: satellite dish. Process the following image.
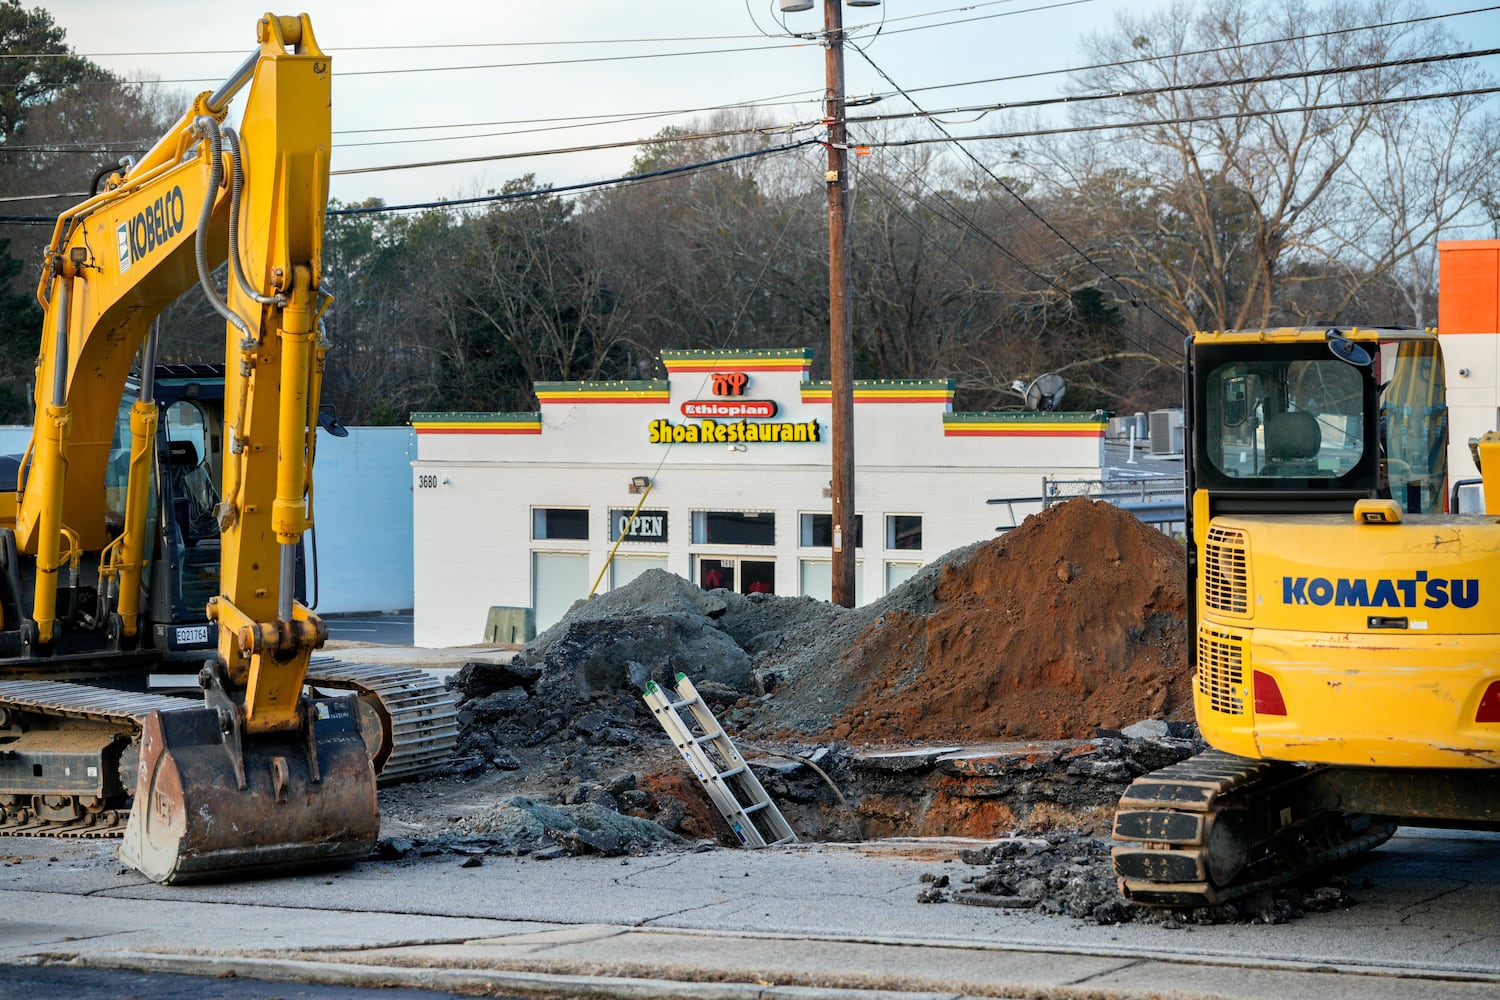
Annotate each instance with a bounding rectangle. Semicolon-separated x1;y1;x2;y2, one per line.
1326;328;1372;367
1025;373;1067;411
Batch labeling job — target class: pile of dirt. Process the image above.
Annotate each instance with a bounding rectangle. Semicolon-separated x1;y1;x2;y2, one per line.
432;497;1193;855
741;496;1192;742
452;496;1191;757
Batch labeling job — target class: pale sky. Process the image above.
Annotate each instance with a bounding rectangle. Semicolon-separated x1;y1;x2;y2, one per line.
43;2;1500;209
47;0;1148;206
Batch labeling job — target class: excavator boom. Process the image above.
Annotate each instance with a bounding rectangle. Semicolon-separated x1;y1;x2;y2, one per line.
7;14;380;883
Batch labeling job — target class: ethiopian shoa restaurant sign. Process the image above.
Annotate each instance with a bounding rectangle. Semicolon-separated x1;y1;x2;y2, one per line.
651;370;820;445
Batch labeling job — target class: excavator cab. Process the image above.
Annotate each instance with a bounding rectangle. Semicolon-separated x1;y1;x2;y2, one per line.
1192;329;1447;512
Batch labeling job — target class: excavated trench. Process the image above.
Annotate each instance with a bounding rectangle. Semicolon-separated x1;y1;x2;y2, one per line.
409;499;1373;923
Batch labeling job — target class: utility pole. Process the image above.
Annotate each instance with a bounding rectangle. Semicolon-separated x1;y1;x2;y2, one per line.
823;0;856;608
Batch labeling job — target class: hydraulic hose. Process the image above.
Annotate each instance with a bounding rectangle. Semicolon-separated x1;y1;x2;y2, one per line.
191;116;253;343
222;127;282;308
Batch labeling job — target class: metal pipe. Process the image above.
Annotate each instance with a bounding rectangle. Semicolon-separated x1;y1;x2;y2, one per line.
206;49;259;115
50;277;70;406
32;272;75;643
279;543;296;623
115;321;161;638
141;318;159;401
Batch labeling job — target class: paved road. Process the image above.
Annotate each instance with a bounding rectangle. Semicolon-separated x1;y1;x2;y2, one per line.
1;828;1496;999
323;613;414;647
0;963;476;999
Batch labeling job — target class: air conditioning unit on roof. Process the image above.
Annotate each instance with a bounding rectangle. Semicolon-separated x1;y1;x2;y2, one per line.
1148;408;1184;456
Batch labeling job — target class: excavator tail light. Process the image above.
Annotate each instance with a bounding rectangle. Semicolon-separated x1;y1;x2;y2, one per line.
1477;681;1500;723
1253;671;1287;716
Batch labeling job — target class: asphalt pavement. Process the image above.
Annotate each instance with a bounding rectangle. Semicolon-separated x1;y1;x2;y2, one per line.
3;829;1498;999
323;613;415;647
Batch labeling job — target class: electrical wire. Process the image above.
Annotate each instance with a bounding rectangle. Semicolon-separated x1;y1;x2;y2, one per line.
25;2;1489;95
331;122;821;178
328;138;819;217
7;36;1492;160
861;84;1500;148
848;41;1187;355
0;137;820;222
846;47;1500;127
845;5;1500;106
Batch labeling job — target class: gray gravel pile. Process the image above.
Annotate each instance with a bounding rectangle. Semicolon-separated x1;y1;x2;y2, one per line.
450;552;985;766
373;796;687;865
918;830;1367;926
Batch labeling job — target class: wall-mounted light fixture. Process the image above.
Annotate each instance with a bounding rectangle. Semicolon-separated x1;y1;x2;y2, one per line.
629;475;652;494
822;482;833;498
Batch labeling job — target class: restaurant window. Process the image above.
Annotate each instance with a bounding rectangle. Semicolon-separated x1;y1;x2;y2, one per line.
799;513;863;548
532;507;589;540
698;556;775;595
886;514;922;550
691;510;775;546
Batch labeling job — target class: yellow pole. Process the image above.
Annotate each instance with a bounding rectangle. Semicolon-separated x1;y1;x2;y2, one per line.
589;481;653;598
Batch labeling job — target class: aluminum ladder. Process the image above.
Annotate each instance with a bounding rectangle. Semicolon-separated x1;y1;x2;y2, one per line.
643;673;797;848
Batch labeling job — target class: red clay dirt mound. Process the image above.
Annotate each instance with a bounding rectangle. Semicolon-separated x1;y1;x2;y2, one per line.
762;497;1193;744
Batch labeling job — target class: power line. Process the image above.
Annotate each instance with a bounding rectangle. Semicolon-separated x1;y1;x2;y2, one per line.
863;84;1500;148
330;138;819;216
8;0;1065;63
11;38;818;89
846;46;1500;127
848;41;1187;357
0;137;820;223
334;96;820;150
330;122;821;178
332;88;818;137
8;37;1493;162
11;0;1491;133
0;0;1032;61
845;5;1500;107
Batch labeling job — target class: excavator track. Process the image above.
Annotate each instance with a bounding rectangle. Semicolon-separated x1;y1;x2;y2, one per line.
0;680;191;838
1112;749;1396;908
305;658;460;783
0;660;458;840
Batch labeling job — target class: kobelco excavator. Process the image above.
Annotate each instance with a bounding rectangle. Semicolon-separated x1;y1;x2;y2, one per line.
0;14;455;883
1112;326;1500;906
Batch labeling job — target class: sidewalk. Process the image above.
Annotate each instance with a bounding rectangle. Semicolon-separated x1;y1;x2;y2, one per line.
6;833;1499;1000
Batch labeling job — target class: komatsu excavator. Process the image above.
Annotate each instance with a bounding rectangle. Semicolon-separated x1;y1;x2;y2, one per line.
0;14;455;883
1112;325;1500;906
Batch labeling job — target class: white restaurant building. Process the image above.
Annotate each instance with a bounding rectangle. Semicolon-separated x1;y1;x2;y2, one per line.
409;348;1123;647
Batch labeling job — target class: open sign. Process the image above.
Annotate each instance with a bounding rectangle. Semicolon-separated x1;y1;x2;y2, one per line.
609;509;668;542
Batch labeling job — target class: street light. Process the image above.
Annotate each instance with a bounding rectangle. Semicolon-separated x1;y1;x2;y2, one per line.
779;0;876;609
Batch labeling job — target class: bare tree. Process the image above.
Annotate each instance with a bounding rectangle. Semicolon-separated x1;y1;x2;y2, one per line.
1032;0;1495;334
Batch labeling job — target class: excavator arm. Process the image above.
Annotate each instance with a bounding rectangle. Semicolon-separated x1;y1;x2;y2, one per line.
16;14;376;882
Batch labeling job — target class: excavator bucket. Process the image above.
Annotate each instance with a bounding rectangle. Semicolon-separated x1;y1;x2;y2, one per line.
118;695;379;884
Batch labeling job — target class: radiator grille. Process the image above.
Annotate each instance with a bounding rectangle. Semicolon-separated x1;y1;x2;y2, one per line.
1197;627;1245;715
1202;526;1249;615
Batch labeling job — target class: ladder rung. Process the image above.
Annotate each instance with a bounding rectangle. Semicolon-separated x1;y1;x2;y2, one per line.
645;675;797;849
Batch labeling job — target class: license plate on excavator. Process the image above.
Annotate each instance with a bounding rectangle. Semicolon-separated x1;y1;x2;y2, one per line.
118;695;379;884
174;624;210;645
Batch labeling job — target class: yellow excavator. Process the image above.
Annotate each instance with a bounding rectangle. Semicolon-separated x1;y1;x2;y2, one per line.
1113;325;1500;906
0;14;454;883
